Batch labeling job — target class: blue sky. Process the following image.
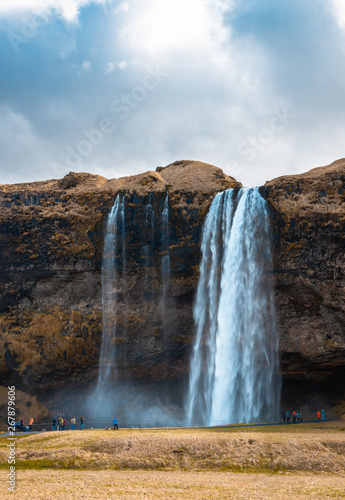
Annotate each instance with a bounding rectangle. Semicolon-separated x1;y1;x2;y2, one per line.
0;0;345;186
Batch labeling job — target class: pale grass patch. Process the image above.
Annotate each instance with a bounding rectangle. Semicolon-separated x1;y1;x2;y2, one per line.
1;470;345;499
0;426;344;473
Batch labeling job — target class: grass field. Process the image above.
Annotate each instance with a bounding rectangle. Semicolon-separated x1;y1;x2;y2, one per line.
1;422;344;498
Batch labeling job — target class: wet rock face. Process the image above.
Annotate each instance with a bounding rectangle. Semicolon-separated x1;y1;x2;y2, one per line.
0;161;240;393
1;158;345;409
263;158;345;404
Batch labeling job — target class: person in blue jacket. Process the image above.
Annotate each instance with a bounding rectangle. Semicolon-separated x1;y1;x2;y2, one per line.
321;409;325;421
113;417;118;430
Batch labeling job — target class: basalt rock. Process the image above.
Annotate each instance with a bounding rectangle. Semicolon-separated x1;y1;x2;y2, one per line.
0;161;240;398
263;158;345;407
0;158;344;412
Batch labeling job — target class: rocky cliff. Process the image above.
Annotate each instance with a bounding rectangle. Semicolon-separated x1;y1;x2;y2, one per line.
0;158;344;415
263;158;345;409
0;160;239;403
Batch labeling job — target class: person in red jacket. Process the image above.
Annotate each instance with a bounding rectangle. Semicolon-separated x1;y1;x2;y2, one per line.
317;410;321;421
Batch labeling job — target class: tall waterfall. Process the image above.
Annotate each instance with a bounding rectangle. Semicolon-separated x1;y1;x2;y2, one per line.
186;188;280;426
161;191;170;326
144;193;155;273
98;194;125;384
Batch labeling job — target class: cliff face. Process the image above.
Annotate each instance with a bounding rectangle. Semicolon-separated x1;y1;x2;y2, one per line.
0;160;239;394
263;159;345;405
1;158;345;411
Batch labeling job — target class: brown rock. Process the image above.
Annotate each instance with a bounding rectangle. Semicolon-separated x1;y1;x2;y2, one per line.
263;158;345;406
0;161;241;402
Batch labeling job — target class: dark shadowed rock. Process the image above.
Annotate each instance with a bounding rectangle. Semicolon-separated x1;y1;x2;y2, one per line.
263;158;345;407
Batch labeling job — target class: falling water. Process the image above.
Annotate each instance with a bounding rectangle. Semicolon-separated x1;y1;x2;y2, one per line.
98;194;125;384
186;188;280;426
161;191;170;326
144;193;155;272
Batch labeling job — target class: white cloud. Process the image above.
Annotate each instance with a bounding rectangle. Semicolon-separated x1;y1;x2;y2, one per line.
330;0;345;27
114;1;129;15
82;60;92;71
77;60;92;75
1;0;345;187
0;107;51;183
104;61;115;74
0;0;110;22
117;60;127;70
120;0;233;61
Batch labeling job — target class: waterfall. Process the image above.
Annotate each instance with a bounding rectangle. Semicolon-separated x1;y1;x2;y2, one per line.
144;193;155;274
98;194;125;384
186;188;280;426
161;191;170;326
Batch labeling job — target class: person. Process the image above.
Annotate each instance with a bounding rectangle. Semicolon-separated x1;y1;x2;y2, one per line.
29;418;34;431
80;416;84;430
52;417;56;431
20;418;24;431
71;417;76;430
292;410;297;423
113;417;118;430
281;411;286;423
286;411;290;424
58;416;62;431
63;418;67;430
321;409;325;421
318;410;321;421
297;411;300;423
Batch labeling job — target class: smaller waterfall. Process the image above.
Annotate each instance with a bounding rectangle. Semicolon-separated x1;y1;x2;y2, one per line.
144;193;155;271
186;188;280;426
98;194;125;384
161;191;170;327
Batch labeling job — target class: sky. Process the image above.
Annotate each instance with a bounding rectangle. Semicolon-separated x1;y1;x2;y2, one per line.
0;0;345;186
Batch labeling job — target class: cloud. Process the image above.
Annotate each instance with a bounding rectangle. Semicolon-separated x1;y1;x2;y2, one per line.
119;0;233;61
117;60;127;70
114;1;129;15
0;107;52;183
330;0;345;27
79;60;92;73
104;61;115;74
0;0;345;186
0;0;110;22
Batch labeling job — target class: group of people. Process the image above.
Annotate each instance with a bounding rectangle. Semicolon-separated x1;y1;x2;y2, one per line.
52;415;84;431
281;410;302;423
15;417;34;432
282;409;326;423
